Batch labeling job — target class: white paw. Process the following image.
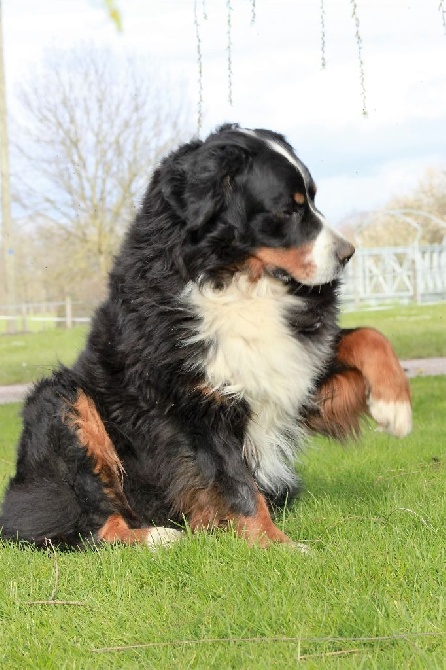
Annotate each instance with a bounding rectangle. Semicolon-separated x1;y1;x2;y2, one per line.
367;397;412;437
145;527;184;548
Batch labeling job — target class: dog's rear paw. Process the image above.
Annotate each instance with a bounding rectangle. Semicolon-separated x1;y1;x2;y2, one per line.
367;397;412;437
145;527;184;548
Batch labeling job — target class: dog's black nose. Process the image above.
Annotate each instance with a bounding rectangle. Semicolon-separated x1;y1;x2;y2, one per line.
336;239;355;266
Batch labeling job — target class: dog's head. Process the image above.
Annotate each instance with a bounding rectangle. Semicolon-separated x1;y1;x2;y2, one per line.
160;124;354;285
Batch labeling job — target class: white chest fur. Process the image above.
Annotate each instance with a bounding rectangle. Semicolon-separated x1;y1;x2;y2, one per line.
184;274;331;494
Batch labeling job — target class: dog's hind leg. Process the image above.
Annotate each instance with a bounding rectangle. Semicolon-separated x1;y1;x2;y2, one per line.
1;385;182;549
0;479;86;547
97;513;183;547
65;391;183;548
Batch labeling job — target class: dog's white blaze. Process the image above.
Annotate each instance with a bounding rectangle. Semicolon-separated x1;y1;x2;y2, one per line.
238;128;303;177
367;397;413;438
184;274;332;494
265;138;301;171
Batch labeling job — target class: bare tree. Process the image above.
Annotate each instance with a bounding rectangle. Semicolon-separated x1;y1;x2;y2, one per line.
339;168;446;247
13;44;192;298
402;168;446;241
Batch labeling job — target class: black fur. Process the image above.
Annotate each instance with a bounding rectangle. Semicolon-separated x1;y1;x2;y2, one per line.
1;124;345;546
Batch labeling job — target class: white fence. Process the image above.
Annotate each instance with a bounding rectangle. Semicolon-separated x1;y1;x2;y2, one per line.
341;244;446;306
0;297;93;333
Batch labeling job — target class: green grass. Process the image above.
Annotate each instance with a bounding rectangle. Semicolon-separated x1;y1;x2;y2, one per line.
1;377;445;669
340;302;446;359
0;327;88;385
0;303;444;386
0;315;70;334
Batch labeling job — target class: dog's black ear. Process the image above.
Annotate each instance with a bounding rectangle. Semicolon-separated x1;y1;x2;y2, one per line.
161;138;250;242
160;139;203;218
161;135;250;223
183;143;250;226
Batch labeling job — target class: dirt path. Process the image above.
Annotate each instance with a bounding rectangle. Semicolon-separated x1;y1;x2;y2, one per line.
401;358;446;378
0;384;31;404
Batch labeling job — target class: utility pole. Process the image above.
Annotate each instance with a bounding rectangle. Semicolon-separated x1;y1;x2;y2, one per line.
0;0;16;329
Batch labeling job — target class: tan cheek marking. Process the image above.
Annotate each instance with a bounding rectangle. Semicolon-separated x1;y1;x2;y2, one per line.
293;192;305;205
254;245;316;282
245;255;266;282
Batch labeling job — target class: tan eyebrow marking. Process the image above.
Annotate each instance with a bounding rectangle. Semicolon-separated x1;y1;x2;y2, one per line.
293;192;305;205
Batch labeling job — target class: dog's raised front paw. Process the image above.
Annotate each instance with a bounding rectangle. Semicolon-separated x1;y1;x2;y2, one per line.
367;396;412;437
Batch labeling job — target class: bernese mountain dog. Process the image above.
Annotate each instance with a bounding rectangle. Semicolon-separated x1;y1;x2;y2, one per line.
0;124;412;549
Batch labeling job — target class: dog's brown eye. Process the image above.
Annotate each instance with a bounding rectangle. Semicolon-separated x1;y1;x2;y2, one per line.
293;193;305;206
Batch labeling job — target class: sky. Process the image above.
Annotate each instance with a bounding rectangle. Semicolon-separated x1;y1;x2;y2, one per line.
3;0;446;225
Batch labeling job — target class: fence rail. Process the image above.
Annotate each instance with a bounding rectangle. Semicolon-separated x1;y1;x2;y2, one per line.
1;245;445;332
341;244;446;306
0;297;95;333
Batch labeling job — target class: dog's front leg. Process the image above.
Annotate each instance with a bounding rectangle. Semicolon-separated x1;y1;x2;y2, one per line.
228;490;294;547
336;327;412;437
184;484;293;547
307;327;412;439
168;416;293;546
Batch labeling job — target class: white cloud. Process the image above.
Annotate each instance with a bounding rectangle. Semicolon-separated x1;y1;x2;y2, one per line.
317;155;445;224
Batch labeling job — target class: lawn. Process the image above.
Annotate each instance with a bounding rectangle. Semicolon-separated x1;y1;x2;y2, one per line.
0;327;88;386
341;302;446;360
0;376;444;669
0;303;445;386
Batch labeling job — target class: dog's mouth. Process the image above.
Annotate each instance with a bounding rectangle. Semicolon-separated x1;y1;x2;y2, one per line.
265;267;338;290
244;221;355;287
267;267;293;284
